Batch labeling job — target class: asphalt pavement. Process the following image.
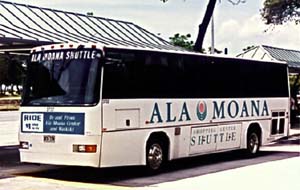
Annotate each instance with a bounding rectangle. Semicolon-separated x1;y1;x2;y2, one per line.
0;136;298;190
0;111;19;146
0;116;299;189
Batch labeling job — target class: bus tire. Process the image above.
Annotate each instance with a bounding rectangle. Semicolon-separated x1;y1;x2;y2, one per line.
246;130;260;156
146;139;165;172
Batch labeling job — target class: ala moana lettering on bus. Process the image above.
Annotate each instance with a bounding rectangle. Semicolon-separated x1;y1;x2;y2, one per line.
31;50;98;62
149;100;269;123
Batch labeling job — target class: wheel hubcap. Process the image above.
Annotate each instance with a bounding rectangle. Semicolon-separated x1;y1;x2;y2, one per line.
249;133;259;154
148;143;163;170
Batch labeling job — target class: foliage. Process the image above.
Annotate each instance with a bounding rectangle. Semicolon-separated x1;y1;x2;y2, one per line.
290;74;300;92
0;54;26;96
242;45;256;52
169;33;225;54
161;0;245;52
261;0;300;25
87;12;94;16
169;33;195;50
0;56;8;86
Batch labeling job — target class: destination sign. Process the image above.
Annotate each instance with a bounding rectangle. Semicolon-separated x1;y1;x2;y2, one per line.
30;49;101;62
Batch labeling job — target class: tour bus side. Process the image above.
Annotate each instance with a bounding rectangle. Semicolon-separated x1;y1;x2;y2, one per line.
19;44;289;171
99;48;289;171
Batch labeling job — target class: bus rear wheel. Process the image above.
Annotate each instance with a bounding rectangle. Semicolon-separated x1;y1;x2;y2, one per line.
146;140;165;172
246;131;260;156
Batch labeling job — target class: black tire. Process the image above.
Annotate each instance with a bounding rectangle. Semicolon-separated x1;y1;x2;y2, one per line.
146;139;165;173
246;130;260;156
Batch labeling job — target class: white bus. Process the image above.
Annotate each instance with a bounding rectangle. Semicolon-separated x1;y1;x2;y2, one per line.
19;43;290;171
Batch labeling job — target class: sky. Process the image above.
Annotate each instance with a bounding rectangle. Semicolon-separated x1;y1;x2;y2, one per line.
8;0;300;55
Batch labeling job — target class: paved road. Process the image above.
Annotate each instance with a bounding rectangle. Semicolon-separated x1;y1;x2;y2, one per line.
0;111;299;189
0;111;19;146
0;111;19;122
0;135;299;190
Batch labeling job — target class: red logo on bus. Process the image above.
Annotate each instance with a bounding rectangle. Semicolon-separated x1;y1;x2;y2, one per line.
196;101;207;121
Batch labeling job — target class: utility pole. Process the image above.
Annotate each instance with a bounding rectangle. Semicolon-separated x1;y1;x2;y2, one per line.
211;0;221;55
211;15;215;54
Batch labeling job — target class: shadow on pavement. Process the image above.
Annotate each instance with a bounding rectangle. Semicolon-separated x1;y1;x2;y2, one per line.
271;138;300;146
0;146;20;167
20;150;300;187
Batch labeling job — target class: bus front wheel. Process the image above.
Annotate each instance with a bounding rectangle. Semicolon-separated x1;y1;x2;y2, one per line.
146;139;165;172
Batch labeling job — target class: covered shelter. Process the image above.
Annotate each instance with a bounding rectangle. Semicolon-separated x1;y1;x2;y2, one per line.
0;0;182;54
237;45;300;73
0;0;183;97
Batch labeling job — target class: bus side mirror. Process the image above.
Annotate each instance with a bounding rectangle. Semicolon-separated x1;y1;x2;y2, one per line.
104;58;122;65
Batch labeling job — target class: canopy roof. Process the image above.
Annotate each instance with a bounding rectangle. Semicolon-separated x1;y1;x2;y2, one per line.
237;45;300;73
0;0;182;53
262;45;300;71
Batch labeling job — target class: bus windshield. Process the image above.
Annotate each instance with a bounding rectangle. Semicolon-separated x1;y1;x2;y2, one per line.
22;49;102;106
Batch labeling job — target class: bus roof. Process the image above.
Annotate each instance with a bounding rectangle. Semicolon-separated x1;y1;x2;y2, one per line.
31;42;287;66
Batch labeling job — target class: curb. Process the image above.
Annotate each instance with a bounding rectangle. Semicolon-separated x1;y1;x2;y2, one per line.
0;99;20;111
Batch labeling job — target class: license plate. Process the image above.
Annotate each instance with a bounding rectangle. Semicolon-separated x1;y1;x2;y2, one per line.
44;135;55;143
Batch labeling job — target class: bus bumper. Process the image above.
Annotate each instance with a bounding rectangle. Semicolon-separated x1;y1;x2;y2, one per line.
19;134;101;167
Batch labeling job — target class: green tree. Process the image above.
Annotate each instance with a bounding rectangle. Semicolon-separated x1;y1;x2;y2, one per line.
87;12;94;16
169;33;195;50
161;0;245;52
261;0;300;25
0;55;8;96
242;45;256;52
169;33;224;54
0;54;26;96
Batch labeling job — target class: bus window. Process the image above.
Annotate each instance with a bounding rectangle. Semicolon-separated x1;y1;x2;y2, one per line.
22;49;101;106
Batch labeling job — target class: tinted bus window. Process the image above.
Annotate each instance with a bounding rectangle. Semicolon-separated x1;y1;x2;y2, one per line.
103;49;289;99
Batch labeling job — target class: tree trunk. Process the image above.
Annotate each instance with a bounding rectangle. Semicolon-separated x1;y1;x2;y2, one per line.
194;0;217;52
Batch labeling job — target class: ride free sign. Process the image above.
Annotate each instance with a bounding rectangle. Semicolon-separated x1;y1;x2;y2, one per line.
21;112;85;135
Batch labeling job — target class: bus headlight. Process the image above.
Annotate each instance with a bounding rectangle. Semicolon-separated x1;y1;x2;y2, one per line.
73;145;97;153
